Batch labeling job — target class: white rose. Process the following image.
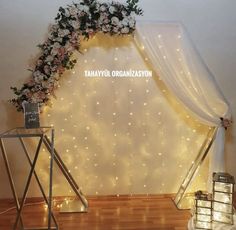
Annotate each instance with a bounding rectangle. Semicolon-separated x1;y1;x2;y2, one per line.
121;27;129;34
33;70;42;78
52;42;61;49
111;16;119;26
104;18;109;24
45;55;54;63
55;37;63;43
70;20;80;29
122;18;129;26
68;6;78;16
65;42;73;52
102;24;111;32
58;29;70;37
112;27;119;33
41;81;49;88
109;6;115;14
34;75;44;83
100;5;106;12
51;42;61;56
121;10;127;17
80;5;90;14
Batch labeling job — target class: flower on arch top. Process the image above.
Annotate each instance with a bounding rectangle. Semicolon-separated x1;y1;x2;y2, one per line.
10;0;143;112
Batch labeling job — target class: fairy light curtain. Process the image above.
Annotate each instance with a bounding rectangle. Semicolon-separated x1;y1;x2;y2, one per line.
134;22;231;184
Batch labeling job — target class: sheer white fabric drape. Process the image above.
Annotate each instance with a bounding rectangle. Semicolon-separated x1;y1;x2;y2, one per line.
134;22;231;184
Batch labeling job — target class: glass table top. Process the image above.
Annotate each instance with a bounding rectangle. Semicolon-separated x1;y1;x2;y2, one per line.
0;127;53;138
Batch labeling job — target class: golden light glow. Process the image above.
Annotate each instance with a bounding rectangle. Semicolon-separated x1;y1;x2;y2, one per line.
36;34;211;196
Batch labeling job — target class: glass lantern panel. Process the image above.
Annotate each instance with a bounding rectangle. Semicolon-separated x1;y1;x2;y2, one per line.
214;192;232;204
197;200;211;208
196;214;211;222
195;221;212;229
213;202;233;214
197;207;211;215
214;182;233;193
213;211;233;224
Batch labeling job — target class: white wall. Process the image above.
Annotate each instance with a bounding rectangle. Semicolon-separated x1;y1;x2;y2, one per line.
0;0;236;198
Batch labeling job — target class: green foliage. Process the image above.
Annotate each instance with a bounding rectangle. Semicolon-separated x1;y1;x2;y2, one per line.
126;0;143;15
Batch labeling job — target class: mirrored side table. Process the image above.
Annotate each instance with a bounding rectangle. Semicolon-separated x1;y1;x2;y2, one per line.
0;127;58;230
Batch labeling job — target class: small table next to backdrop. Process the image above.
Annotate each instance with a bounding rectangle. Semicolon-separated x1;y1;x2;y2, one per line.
0;127;58;230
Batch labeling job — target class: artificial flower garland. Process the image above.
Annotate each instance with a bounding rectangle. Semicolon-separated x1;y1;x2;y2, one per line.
10;0;142;112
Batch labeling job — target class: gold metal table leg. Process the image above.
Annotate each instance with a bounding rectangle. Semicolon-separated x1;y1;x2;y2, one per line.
43;135;88;213
13;135;43;230
0;138;24;229
19;136;58;229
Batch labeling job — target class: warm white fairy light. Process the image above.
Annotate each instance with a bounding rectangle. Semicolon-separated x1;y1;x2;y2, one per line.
38;34;211;199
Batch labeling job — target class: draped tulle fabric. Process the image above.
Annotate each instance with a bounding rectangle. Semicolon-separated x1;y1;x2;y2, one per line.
134;22;231;186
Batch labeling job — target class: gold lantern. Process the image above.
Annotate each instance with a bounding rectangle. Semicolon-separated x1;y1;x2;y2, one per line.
212;172;235;225
194;190;212;229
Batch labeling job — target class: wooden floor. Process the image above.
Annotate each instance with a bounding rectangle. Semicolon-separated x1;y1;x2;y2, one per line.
0;194;192;230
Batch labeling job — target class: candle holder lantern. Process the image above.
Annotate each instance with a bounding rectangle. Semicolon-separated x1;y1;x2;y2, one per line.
212;172;235;225
194;190;212;229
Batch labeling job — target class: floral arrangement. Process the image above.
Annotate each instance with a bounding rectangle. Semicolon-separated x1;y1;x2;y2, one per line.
10;0;143;112
220;117;232;130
